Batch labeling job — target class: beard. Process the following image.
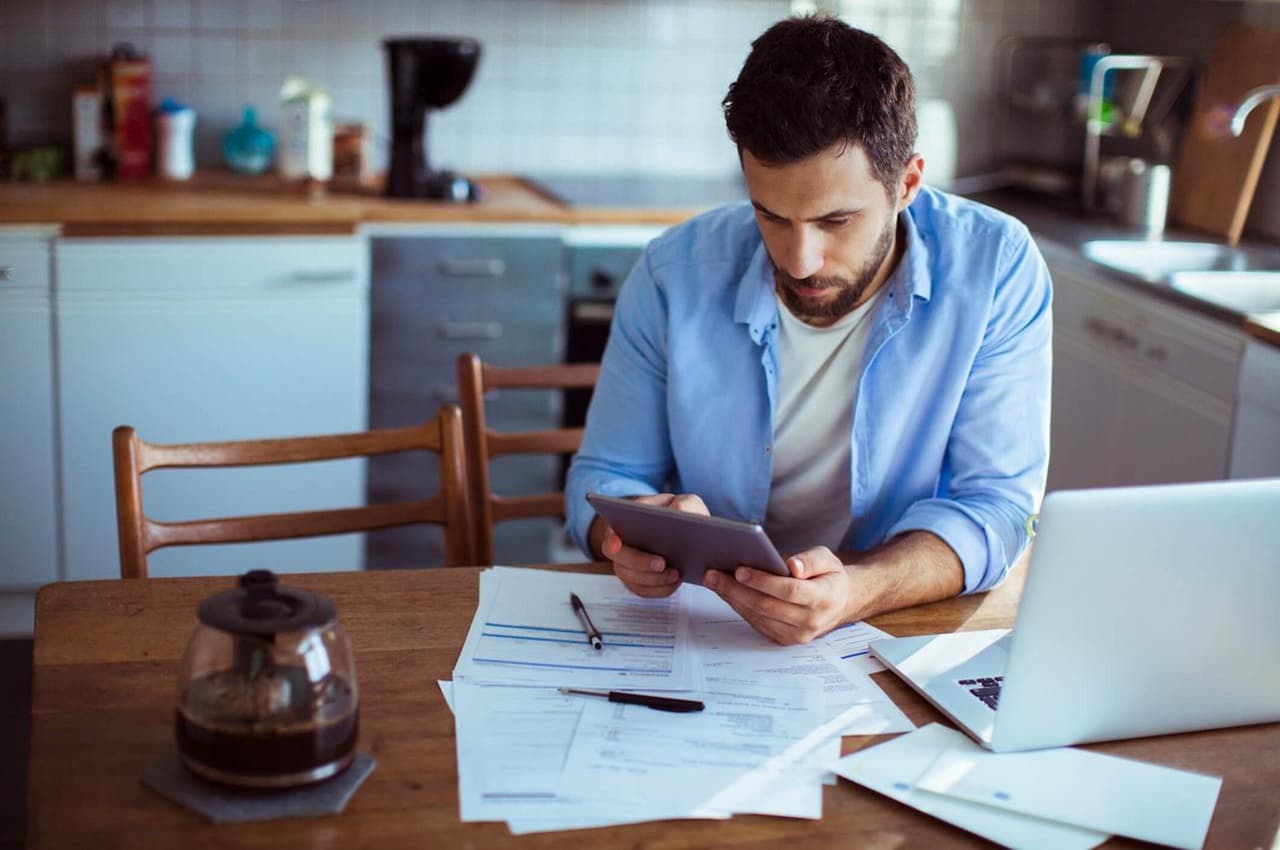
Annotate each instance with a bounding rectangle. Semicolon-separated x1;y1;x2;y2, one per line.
774;213;897;324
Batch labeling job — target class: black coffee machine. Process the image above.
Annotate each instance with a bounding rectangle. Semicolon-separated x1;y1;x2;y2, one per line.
384;37;481;201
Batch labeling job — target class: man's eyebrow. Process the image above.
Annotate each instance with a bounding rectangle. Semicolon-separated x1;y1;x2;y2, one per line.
751;202;862;221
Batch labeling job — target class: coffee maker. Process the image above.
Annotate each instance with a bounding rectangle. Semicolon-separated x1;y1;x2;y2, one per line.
384;37;481;202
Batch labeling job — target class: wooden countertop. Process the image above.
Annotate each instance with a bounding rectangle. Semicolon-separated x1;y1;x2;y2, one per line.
1245;314;1280;347
0;172;706;236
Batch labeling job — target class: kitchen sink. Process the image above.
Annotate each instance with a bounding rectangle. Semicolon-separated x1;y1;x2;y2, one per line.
1169;271;1280;314
1081;240;1258;279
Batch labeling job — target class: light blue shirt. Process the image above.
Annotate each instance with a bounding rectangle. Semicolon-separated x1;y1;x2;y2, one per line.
566;186;1053;593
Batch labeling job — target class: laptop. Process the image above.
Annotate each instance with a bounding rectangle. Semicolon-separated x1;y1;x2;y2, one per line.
870;478;1280;752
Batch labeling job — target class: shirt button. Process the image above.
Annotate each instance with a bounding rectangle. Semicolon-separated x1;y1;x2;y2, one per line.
764;445;772;454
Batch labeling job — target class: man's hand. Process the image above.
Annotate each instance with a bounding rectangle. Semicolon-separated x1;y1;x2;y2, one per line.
703;547;856;644
703;531;966;645
591;493;709;598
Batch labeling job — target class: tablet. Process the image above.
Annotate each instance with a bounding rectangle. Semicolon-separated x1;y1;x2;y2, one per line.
586;493;791;585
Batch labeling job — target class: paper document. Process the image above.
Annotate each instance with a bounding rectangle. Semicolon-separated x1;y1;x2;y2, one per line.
916;733;1223;850
452;681;725;830
684;585;905;732
832;724;1109;850
820;620;892;673
558;680;827;818
453;567;695;690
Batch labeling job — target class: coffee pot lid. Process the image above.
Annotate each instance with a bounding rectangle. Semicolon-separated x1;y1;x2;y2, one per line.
197;570;336;638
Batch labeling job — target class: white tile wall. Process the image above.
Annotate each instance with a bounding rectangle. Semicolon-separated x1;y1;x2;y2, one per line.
0;0;1277;219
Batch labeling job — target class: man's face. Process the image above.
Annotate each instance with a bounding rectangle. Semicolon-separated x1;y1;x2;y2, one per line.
742;143;922;327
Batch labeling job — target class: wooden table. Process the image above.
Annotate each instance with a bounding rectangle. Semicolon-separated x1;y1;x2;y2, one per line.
27;565;1279;849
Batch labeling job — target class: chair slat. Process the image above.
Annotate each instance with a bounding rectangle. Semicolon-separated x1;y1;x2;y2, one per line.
137;424;442;472
146;498;449;549
487;428;584;457
112;406;473;579
457;354;599;566
484;363;600;390
491;493;566;523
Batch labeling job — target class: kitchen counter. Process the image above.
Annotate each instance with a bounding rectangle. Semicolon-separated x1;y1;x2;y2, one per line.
1245;315;1280;347
4;176;1278;345
971;189;1280;348
0;172;709;236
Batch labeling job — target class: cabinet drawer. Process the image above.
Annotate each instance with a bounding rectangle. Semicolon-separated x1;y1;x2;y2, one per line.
373;236;561;287
372;379;559;429
371;320;563;380
56;237;367;295
1052;265;1245;403
0;238;52;293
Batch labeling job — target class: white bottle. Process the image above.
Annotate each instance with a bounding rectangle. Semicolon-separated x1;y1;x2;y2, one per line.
156;100;196;180
72;84;103;181
279;76;333;182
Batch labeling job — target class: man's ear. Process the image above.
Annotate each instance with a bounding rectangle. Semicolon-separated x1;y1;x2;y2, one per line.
897;154;925;211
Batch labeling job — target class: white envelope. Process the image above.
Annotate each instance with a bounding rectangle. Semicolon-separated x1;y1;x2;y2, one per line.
916;735;1222;850
832;724;1108;850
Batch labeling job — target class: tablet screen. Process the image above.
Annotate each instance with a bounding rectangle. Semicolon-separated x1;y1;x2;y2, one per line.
587;493;791;585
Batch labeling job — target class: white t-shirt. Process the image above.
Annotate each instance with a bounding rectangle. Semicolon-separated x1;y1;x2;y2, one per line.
765;291;882;557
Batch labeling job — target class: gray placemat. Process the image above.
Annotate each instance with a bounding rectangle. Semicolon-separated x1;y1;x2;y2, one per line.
142;751;376;824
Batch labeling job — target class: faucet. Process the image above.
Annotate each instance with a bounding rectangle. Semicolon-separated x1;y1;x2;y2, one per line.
1230;84;1280;137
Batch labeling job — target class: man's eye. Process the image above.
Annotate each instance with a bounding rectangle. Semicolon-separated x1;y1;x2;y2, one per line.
822;218;850;228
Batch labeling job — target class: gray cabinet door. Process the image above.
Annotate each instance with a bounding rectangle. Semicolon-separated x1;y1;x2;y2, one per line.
369;234;568;568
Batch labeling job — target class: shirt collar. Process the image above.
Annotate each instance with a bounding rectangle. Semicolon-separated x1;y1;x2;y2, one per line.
735;202;933;342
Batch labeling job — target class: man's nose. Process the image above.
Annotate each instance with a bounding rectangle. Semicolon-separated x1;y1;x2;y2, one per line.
782;227;824;279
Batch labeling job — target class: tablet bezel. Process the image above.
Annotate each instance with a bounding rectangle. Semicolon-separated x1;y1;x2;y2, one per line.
586;493;791;585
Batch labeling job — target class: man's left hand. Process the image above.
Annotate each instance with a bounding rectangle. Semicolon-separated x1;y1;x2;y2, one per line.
702;547;856;644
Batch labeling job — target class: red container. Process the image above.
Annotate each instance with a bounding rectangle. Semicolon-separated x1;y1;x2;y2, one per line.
108;55;152;179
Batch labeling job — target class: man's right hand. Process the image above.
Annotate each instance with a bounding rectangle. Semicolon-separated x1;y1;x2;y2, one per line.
590;493;709;598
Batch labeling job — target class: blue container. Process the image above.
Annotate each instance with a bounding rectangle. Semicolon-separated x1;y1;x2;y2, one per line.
223;107;276;175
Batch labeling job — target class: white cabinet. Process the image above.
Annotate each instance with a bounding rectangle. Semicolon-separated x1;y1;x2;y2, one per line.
1229;339;1280;478
0;228;59;634
55;236;370;580
1045;253;1246;491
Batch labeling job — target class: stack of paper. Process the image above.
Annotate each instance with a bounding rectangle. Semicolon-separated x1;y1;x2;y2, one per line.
452;566;698;691
444;567;917;834
832;724;1223;850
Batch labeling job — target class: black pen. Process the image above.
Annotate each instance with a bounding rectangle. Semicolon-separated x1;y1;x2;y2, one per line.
558;687;705;713
569;592;604;650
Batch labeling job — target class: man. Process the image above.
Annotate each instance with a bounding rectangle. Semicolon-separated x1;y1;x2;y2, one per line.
565;16;1052;645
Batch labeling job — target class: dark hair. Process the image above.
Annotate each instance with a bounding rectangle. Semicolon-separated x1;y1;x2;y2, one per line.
722;16;917;189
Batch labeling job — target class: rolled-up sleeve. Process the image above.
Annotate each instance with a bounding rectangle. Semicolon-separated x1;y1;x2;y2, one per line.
566;250;675;555
887;228;1053;593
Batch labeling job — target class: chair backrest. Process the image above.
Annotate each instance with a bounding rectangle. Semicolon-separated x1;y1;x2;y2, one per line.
456;353;600;565
112;405;473;579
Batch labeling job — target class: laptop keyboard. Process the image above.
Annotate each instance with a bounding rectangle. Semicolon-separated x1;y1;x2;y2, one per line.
957;676;1003;710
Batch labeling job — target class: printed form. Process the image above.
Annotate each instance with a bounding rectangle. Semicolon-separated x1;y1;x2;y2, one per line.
684;584;914;735
557;680;828;818
453;567;696;690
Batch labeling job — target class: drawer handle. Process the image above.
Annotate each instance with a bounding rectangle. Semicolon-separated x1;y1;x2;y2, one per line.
290;270;356;284
437;258;506;277
437;321;503;340
1084;316;1140;350
0;265;13;281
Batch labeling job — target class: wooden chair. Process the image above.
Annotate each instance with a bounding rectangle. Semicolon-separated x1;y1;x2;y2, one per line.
112;405;473;579
456;353;600;565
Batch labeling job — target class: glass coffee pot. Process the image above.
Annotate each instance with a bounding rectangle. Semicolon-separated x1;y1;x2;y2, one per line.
175;570;359;788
